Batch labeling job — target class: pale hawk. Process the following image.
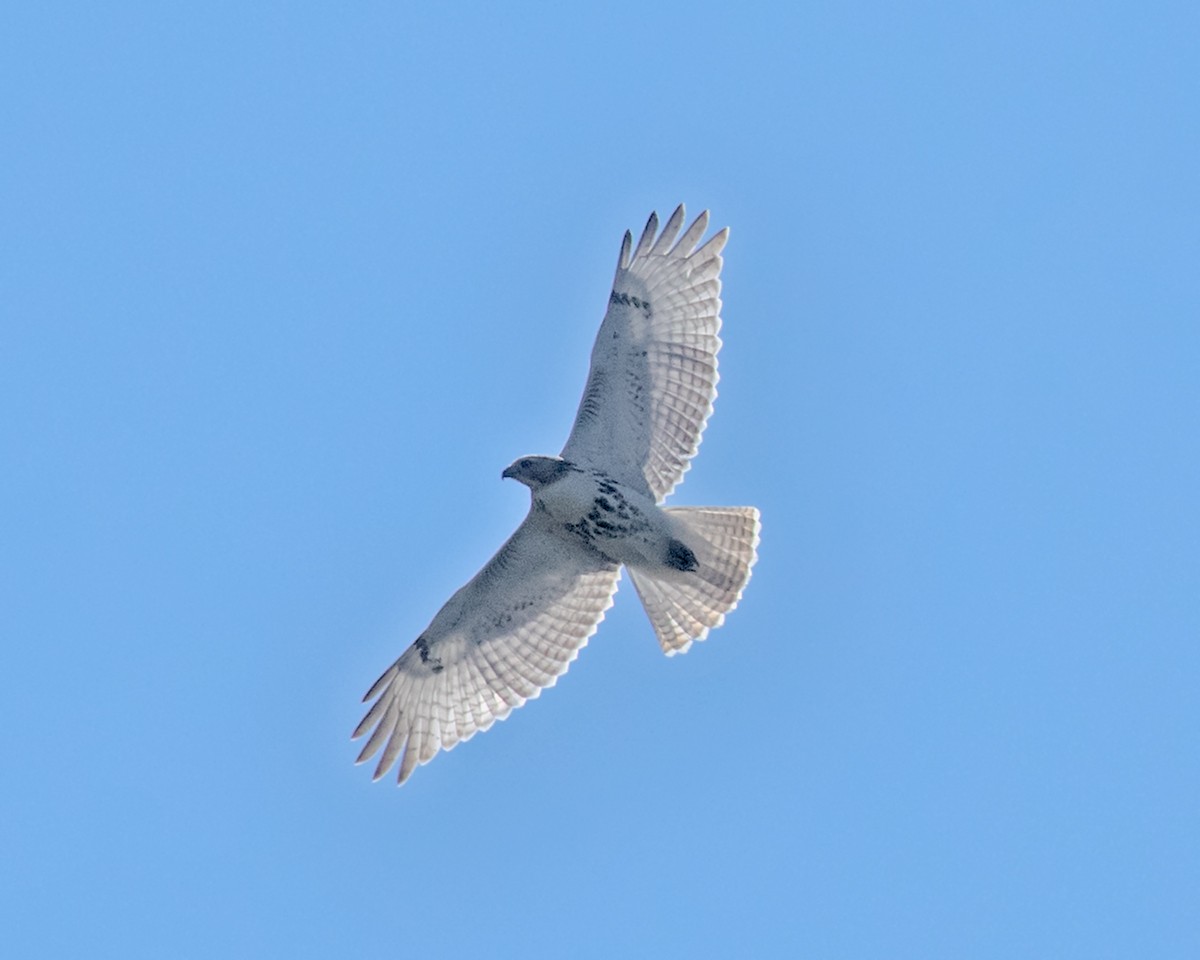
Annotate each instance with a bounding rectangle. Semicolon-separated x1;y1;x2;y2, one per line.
353;206;761;784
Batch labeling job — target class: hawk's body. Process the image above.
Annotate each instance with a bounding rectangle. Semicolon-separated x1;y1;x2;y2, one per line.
354;206;761;784
522;461;686;570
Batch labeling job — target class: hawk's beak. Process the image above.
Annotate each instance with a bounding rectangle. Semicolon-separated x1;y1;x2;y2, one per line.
501;465;517;481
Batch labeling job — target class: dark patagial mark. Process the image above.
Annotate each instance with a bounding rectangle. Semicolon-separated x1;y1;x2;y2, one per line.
413;634;444;673
665;539;698;572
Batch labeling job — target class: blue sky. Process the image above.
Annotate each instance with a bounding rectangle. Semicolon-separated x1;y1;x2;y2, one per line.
3;2;1197;957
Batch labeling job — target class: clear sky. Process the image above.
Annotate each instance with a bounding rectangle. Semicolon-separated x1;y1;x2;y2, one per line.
3;3;1197;957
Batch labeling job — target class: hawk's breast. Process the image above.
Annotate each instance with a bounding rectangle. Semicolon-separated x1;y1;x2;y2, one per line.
539;469;657;561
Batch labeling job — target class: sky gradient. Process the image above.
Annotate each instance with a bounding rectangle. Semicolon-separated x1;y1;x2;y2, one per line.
3;3;1198;957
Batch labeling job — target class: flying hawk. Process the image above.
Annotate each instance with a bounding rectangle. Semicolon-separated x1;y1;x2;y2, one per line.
354;205;761;784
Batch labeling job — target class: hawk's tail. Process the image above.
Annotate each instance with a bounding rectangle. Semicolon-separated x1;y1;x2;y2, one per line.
627;506;761;655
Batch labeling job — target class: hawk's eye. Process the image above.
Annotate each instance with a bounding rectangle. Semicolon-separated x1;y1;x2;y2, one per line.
521;459;531;469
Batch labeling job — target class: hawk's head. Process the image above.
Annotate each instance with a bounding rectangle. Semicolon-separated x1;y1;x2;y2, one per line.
502;455;573;490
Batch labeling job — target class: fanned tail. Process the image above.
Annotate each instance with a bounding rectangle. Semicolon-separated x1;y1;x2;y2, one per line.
627;506;761;655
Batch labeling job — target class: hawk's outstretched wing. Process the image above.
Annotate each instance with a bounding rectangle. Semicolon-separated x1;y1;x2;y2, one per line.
561;205;727;502
353;511;621;784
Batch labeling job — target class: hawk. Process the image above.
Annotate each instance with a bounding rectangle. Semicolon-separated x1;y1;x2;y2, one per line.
354;205;761;784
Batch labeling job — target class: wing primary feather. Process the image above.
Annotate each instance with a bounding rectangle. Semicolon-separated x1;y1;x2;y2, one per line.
357;698;400;766
694;226;730;260
633;211;659;260
389;684;428;782
362;663;397;703
673;210;710;258
377;729;408;782
651;204;685;256
396;712;425;782
352;692;390;740
618;229;633;270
